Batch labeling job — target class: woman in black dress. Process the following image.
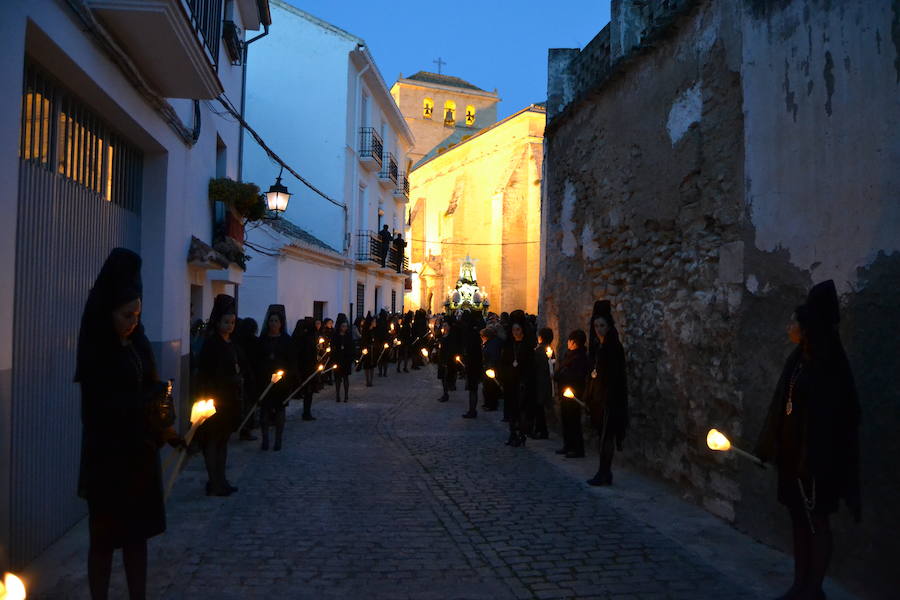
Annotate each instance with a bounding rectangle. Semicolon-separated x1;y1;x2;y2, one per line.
461;311;485;418
77;248;183;600
360;314;377;387
332;318;355;402
256;304;296;451
233;318;259;441
585;305;628;484
529;327;554;439
756;280;861;600
292;318;318;421
499;313;535;447
554;330;590;458
196;294;243;495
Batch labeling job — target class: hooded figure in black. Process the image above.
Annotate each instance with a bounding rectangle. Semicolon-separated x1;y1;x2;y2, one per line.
196;294;243;496
498;311;535;446
360;313;377;386
375;310;391;377
76;248;182;600
756;280;860;600
435;318;459;402
396;311;413;373
529;327;554;439
584;302;628;484
292;318;318;420
460;311;486;418
554;329;590;458
332;316;355;402
233;318;259;441
256;304;297;451
411;309;429;369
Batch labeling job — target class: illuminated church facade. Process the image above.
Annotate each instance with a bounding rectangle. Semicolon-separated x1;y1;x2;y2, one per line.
390;71;544;314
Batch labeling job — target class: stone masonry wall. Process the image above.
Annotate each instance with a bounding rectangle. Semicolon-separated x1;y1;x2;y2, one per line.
542;1;899;597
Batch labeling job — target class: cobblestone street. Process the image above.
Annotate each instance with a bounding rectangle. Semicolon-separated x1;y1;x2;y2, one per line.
26;369;855;599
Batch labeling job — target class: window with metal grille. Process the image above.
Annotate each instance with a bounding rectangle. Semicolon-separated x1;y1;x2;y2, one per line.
356;283;365;319
313;301;326;321
391;290;396;314
19;61;143;213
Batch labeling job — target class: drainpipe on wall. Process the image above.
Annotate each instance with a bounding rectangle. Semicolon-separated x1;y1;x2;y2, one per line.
238;15;270;181
350;46;371;313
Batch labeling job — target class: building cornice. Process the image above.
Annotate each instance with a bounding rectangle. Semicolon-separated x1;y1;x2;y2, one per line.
393;78;500;101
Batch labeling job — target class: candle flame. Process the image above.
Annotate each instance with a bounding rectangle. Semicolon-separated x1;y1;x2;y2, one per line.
1;573;26;600
562;387;575;399
706;429;731;451
318;337;325;344
384;343;389;349
326;346;331;353
545;347;553;358
420;348;429;357
190;398;216;423
455;355;462;362
485;369;496;379
271;370;284;384
317;364;324;371
395;340;402;346
362;348;369;355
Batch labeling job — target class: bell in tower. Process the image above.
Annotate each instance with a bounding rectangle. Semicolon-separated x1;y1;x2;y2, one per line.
444;107;455;126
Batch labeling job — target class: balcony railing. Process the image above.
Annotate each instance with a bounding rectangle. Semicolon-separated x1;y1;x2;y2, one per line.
356;230;409;272
185;0;223;69
359;128;384;168
393;174;410;200
379;152;398;187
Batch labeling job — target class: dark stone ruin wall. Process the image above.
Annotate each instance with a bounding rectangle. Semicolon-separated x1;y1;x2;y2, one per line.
542;0;900;597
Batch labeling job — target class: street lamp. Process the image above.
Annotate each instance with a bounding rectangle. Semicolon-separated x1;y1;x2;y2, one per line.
266;166;291;218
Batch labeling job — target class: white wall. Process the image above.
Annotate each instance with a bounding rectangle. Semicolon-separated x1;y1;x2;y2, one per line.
242;1;355;250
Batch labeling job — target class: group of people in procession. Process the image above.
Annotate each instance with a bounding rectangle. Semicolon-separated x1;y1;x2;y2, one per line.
76;247;860;600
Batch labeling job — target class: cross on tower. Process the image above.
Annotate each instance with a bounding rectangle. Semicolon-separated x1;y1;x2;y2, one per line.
433;57;446;74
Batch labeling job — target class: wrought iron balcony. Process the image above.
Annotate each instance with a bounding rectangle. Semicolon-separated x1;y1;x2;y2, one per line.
356;230;409;272
393;173;410;201
378;152;399;188
185;0;223;68
359;127;384;171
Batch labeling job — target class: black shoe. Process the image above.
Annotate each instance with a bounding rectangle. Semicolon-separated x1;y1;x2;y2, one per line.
302;414;316;421
239;430;258;441
505;433;521;447
462;412;477;419
532;431;549;440
437;395;449;403
344;397;349;402
555;448;569;455
517;433;527;447
404;368;409;373
565;451;585;458
261;440;269;451
225;482;239;493
273;442;282;451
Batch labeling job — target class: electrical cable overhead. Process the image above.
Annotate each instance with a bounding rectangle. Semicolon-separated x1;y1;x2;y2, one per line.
216;94;346;210
410;238;540;246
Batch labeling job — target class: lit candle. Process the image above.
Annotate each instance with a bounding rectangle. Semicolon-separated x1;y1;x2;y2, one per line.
1;573;26;600
455;355;466;369
562;387;588;410
484;368;503;392
420;347;430;363
706;429;766;467
166;399;217;499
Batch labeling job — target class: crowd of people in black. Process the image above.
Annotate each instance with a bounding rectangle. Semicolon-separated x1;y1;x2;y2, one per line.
76;248;860;600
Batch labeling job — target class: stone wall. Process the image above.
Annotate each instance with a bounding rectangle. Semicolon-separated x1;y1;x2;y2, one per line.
542;0;899;596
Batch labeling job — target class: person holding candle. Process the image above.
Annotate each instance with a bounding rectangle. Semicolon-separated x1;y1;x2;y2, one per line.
76;248;183;600
292;317;319;420
584;303;628;485
196;294;243;496
498;312;536;446
375;311;391;378
529;327;555;439
332;316;355;402
233;318;259;442
553;330;590;458
755;280;861;600
480;325;503;412
411;309;428;369
360;314;377;387
461;311;486;418
256;304;296;451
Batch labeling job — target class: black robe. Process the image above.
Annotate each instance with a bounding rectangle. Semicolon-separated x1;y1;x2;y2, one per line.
332;329;355;374
584;338;628;444
78;332;166;547
756;347;861;516
499;338;535;403
255;333;297;409
196;334;243;434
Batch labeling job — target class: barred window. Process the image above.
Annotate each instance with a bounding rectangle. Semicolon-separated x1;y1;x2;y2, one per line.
19;61;143;213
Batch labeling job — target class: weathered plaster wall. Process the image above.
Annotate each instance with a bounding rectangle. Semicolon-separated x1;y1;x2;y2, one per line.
543;1;899;596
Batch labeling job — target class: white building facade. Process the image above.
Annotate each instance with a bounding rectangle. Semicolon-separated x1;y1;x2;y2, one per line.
241;0;413;324
0;0;270;569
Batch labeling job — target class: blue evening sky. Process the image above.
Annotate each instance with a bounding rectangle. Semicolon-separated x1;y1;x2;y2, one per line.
283;1;612;119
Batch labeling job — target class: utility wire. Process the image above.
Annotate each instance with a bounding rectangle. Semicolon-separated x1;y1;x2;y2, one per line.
410;238;540;246
216;94;346;210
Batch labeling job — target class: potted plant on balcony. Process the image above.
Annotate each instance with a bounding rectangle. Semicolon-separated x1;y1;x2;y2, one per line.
208;178;266;269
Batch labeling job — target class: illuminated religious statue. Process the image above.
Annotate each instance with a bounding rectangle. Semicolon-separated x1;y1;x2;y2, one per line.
445;254;489;314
